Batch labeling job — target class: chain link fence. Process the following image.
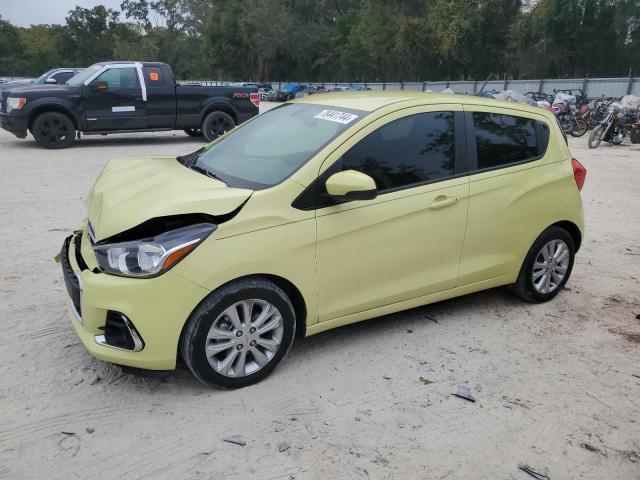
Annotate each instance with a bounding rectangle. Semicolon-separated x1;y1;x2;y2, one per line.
181;77;640;99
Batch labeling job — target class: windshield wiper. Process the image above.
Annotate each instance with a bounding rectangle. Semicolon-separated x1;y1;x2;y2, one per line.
190;164;227;184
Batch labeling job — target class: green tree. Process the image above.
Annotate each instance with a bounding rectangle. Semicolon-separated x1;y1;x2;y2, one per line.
66;5;120;65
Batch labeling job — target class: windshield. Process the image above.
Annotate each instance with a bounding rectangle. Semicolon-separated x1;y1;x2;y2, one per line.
32;70;55;85
66;65;101;86
193;103;366;189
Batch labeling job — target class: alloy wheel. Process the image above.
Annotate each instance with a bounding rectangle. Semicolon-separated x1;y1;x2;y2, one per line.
206;113;233;139
531;240;570;294
38;117;71;146
205;300;284;378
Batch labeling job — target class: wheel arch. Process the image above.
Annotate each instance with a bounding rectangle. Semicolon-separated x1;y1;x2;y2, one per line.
200;102;239;125
28;104;79;131
551;220;582;252
177;273;308;361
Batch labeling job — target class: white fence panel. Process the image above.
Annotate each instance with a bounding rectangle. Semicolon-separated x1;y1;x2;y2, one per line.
202;77;639;99
586;78;634;98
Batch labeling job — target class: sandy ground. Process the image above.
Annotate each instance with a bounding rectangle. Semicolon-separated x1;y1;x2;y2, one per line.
0;104;639;480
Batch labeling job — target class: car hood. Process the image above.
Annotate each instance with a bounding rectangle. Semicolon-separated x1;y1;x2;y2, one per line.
0;80;33;91
87;156;253;241
7;83;78;97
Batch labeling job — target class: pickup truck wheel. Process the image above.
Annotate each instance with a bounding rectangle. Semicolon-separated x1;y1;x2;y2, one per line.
31;112;76;149
184;128;203;137
202;111;235;142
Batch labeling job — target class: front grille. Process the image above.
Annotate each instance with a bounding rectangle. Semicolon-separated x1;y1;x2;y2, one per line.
74;234;89;271
0;92;8;113
60;236;81;316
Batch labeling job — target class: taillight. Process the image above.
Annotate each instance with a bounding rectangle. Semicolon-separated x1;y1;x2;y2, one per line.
571;158;587;191
250;92;260;108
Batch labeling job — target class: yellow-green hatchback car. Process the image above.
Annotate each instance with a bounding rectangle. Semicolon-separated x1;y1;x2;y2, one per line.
60;92;587;388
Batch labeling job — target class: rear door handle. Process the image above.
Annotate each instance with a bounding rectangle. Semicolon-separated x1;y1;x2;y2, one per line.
429;195;459;210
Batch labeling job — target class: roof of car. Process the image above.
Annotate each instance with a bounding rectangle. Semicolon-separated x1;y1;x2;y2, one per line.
295;91;551;117
92;61;168;67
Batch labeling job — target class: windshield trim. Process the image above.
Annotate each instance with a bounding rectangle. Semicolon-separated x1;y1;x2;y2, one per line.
66;66;101;86
191;103;367;190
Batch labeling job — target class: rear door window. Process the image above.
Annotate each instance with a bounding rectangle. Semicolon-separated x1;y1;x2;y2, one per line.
472;112;545;169
143;66;167;87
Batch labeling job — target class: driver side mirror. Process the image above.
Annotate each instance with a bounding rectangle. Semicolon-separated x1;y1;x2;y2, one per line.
90;81;108;93
325;170;377;201
45;78;57;84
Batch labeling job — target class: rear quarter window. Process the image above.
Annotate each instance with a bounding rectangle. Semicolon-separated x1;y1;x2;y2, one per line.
143;66;167;87
472;112;549;170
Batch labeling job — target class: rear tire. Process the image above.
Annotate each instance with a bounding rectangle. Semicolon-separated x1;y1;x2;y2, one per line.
588;125;604;149
201;111;235;142
509;226;575;303
31;111;76;149
180;277;296;389
630;128;640;144
570;118;588;137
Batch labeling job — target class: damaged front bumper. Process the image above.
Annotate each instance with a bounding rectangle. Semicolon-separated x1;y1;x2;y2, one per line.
59;227;210;371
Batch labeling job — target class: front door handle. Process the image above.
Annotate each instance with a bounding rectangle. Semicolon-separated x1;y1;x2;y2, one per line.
429;195;459;210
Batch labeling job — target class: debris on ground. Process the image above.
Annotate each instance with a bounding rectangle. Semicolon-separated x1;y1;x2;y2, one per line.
223;435;246;447
452;385;476;402
421;314;439;324
277;441;291;452
518;463;550;480
419;377;433;385
86;428;95;434
581;443;608;457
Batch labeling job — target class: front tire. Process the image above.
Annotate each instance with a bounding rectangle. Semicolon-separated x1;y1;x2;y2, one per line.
509;226;575;303
180;277;296;389
588;125;605;149
201;111;235;142
31;111;76;149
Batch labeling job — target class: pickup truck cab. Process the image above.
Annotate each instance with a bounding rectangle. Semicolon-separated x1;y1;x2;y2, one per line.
0;61;259;148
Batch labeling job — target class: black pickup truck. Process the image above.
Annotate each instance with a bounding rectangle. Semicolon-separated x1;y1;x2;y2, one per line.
0;61;259;148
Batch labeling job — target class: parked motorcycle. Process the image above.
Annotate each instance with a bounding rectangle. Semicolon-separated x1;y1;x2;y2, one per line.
552;101;588;137
583;97;615;128
630;113;640;144
588;102;636;148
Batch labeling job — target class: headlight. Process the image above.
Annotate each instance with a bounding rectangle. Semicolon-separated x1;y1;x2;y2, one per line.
6;97;26;113
92;223;216;278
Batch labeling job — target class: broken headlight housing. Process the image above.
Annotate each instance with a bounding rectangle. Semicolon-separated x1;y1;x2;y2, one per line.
92;223;216;278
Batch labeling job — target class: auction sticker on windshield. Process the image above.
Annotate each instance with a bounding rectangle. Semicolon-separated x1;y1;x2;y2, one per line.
314;110;359;124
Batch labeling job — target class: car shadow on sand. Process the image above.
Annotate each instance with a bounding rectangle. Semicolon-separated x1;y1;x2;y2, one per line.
147;287;523;393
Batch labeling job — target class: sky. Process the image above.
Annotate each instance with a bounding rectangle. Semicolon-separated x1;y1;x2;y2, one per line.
0;0;123;27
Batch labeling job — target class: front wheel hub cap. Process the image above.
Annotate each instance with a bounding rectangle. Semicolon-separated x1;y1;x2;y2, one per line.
205;299;284;378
